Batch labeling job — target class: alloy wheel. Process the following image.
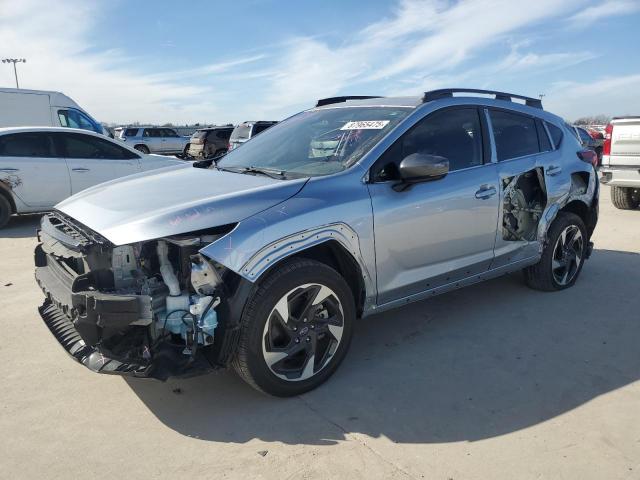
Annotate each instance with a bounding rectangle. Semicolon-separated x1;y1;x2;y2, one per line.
262;283;344;382
551;225;584;286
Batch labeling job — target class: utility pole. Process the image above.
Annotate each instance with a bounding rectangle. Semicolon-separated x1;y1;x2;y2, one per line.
2;58;27;88
538;93;546;101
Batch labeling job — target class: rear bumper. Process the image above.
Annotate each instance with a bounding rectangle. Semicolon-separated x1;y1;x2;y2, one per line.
599;166;640;188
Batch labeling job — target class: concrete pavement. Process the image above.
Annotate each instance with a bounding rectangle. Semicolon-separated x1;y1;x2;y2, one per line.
0;185;638;479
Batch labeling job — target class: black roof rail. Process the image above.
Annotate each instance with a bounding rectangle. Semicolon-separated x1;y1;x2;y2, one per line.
315;96;383;107
422;88;543;109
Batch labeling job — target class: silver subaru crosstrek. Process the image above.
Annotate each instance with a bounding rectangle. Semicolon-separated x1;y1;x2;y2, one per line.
35;89;598;396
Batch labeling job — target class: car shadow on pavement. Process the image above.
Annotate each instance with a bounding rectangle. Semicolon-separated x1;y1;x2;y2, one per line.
0;215;41;238
126;248;640;445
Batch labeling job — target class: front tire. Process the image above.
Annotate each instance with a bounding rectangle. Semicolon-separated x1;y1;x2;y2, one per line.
233;258;355;397
524;212;588;291
611;186;639;210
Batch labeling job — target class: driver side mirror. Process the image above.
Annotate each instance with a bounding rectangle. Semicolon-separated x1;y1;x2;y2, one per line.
393;153;449;191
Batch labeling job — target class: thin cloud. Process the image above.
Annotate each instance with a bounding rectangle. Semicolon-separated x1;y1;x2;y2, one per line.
568;0;640;27
0;0;635;123
546;73;640;119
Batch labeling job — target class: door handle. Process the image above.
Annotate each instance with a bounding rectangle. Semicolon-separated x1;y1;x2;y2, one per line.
72;168;90;173
546;165;562;176
0;168;19;173
475;185;497;199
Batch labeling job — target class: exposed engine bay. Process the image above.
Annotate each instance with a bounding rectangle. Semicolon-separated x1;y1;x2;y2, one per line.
502;168;547;242
35;212;234;378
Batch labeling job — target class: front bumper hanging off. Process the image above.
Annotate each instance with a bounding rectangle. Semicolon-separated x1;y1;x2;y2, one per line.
35;244;214;381
38;300;151;376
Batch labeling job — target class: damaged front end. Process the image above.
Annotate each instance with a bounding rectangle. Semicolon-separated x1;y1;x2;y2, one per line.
35;212;237;380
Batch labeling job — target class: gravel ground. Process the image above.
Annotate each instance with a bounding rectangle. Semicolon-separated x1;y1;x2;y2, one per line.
0;185;638;480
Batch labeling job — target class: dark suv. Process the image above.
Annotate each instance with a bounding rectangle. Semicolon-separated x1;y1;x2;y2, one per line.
188;126;234;159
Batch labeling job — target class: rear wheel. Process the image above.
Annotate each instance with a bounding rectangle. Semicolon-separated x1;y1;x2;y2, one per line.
0;195;11;229
524;212;587;291
611;186;639;210
134;144;149;154
233;258;355;396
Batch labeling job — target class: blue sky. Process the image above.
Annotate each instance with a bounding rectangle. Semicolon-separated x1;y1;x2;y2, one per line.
1;0;639;124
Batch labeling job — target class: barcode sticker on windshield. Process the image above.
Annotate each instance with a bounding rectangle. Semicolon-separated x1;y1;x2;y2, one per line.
340;120;390;130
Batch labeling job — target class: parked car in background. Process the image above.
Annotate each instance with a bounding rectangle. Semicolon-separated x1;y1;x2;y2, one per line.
228;121;277;151
116;127;191;156
188;126;234;159
33;89;598;396
0;88;106;135
600;116;640;209
586;125;606;138
0;127;184;228
570;125;603;163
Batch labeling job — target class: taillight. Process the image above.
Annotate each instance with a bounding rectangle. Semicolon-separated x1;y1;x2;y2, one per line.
577;149;598;167
603;123;613;156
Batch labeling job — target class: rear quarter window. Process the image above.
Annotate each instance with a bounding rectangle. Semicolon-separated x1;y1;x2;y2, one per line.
546;123;564;149
123;128;139;137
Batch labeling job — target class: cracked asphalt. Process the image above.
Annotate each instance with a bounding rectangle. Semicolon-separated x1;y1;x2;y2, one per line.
1;185;638;479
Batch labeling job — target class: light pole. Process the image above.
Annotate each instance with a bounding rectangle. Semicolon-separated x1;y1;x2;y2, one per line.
2;58;27;89
538;93;546;101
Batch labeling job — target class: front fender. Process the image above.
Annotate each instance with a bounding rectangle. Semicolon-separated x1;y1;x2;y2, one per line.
199;171;377;311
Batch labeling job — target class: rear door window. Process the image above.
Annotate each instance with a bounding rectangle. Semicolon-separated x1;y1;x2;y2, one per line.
0;133;55;157
143;128;159;138
489;110;540;161
57;133;138;159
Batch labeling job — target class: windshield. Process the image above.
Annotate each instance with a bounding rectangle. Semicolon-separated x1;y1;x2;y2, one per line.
218;107;412;177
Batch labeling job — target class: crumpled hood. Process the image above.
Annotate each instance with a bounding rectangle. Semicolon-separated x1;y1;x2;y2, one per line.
56;164;308;245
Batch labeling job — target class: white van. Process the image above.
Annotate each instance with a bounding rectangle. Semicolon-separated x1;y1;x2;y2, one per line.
0;88;106;135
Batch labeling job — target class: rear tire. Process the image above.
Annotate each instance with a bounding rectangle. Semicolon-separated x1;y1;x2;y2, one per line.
523;212;587;291
611;186;639;210
233;258;355;397
134;145;150;154
0;195;11;229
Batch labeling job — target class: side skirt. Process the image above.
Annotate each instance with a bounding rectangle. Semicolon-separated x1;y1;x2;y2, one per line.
365;255;540;317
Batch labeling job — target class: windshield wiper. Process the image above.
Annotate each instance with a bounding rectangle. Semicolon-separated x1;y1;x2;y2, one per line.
219;165;288;179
